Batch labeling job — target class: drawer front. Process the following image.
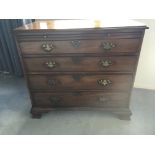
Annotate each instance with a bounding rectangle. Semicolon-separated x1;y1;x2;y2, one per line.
32;92;129;108
20;38;141;55
24;56;137;72
28;74;132;91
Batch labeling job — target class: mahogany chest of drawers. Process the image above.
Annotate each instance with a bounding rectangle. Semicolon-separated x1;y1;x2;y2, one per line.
14;20;147;119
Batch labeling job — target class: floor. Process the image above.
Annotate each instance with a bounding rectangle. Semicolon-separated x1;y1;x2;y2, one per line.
0;75;155;135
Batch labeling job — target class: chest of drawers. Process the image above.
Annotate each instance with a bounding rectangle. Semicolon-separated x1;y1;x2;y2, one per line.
14;20;148;119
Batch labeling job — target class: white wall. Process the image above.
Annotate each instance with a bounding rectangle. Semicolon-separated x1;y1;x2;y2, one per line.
134;19;155;90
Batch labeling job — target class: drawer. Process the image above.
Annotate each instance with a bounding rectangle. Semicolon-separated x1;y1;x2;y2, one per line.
20;38;141;55
24;56;137;72
32;92;129;108
28;74;132;91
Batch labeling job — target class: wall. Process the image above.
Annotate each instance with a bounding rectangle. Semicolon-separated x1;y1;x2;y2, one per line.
134;19;155;90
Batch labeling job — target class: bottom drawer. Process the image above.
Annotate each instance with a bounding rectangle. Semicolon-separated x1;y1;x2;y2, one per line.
32;92;130;108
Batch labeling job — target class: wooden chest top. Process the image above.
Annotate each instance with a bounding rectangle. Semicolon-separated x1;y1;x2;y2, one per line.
15;19;147;30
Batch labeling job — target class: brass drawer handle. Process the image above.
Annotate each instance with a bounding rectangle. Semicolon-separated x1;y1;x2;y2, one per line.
101;42;116;50
100;59;112;67
47;79;56;88
49;96;61;105
72;75;82;81
99;97;110;103
45;61;56;68
71;40;81;48
47;79;60;88
71;57;82;64
97;79;112;86
41;42;55;52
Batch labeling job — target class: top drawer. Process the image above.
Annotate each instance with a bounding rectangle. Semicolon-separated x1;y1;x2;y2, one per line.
20;38;141;55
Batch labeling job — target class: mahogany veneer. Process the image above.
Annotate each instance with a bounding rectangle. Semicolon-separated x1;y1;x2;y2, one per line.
14;19;148;119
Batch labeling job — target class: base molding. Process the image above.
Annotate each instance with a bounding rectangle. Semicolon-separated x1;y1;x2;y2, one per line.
31;107;132;120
